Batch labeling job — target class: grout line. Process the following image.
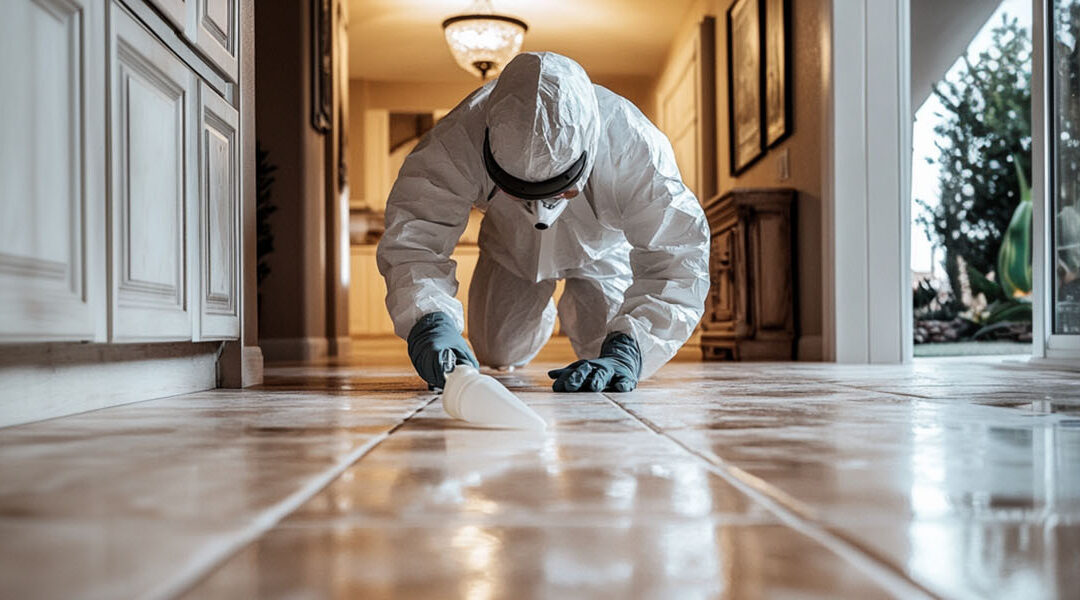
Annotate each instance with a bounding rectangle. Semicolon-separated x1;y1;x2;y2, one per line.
149;395;440;600
601;393;938;600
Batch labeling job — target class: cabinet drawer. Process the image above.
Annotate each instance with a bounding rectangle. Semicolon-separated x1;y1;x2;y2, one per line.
0;0;105;342
195;81;240;340
109;1;195;342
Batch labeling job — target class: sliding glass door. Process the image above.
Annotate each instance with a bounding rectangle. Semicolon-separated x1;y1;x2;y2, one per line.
1041;0;1080;357
1051;1;1080;334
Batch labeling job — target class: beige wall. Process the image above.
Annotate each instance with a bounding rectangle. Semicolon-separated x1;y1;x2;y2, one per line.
651;0;829;359
348;80;479;209
256;0;352;359
256;0;324;352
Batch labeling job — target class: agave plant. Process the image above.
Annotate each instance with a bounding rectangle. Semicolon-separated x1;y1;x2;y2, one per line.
969;158;1033;339
997;159;1033;298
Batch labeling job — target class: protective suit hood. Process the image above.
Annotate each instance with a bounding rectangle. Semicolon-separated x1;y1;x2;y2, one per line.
484;52;599;194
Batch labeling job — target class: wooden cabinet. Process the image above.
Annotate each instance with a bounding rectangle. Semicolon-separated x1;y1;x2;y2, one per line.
196;81;240;340
701;189;797;360
0;0;106;342
109;2;195;341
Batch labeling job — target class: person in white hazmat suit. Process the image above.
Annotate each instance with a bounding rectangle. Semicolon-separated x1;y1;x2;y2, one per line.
376;52;710;393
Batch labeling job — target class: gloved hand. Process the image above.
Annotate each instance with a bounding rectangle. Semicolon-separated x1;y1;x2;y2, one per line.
548;332;642;393
406;312;480;390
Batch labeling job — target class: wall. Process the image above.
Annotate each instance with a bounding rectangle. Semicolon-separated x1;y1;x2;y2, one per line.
348;80;480;209
651;0;829;360
255;1;341;360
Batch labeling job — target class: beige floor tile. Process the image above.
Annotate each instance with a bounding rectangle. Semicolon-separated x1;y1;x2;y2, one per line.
0;389;431;600
184;522;894;600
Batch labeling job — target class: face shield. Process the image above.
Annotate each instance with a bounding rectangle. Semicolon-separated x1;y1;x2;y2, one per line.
484;128;585;230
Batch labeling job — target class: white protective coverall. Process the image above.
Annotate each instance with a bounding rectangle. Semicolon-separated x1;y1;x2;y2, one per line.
376;52;710;379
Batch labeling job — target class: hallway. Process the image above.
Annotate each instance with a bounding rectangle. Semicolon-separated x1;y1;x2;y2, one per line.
1;348;1077;598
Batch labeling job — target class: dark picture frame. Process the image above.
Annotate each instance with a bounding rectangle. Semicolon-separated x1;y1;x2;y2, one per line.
311;0;333;133
764;0;792;147
727;0;765;175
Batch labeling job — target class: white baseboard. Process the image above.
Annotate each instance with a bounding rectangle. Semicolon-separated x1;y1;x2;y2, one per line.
259;337;330;362
0;342;220;428
797;335;825;361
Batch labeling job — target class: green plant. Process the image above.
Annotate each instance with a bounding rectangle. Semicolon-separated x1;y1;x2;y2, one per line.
913;279;963;321
959;154;1033;340
913;279;937;311
1058;205;1080;280
916;15;1032;302
256;141;278;288
997;158;1033;298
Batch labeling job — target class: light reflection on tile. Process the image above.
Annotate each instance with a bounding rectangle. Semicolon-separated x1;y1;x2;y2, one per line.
613;361;1080;599
0;388;431;600
185;523;892;600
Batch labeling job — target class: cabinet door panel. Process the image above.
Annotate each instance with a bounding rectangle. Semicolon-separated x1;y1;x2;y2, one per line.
196;81;239;340
195;0;237;80
109;2;193;341
0;0;103;342
146;0;188;31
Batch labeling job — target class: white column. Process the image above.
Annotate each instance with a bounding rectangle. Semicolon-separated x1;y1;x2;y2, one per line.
826;0;912;363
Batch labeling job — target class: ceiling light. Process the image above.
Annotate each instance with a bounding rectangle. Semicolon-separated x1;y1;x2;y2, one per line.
442;0;528;80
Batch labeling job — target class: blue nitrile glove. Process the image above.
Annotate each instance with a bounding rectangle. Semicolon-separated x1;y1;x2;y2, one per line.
406;312;480;390
548;332;642;393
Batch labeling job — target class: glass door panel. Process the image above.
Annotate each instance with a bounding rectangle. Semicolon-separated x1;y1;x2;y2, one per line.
1052;0;1080;333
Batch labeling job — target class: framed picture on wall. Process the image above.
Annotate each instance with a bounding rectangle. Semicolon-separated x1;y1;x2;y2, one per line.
311;0;333;133
765;0;791;147
727;0;765;175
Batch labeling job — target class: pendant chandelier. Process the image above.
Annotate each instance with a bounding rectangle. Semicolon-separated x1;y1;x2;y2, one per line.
442;0;528;80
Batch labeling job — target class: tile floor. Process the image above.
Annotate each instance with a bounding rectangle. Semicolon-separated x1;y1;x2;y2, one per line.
1;340;1078;599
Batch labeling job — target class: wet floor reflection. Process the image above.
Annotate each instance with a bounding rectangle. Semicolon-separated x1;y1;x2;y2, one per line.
615;373;1080;599
187;396;892;598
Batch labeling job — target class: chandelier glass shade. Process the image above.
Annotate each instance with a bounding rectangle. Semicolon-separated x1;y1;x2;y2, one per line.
442;3;527;80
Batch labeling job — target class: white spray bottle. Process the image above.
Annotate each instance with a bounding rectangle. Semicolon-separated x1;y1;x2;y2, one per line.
439;352;547;431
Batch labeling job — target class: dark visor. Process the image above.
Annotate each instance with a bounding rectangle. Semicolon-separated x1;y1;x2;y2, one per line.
483;128;587;200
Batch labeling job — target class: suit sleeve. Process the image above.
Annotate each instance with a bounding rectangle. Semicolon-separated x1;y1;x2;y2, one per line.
606;120;711;379
376;115;483;339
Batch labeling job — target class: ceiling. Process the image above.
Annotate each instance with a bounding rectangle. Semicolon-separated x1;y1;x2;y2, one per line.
910;0;1000;107
347;0;699;83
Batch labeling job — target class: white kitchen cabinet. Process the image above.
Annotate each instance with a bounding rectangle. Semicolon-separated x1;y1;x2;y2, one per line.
194;0;238;81
195;81;240;340
1;0;250;425
0;0;107;342
145;0;189;31
108;1;195;341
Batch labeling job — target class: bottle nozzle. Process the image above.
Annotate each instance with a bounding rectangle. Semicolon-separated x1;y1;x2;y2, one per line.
440;349;457;375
